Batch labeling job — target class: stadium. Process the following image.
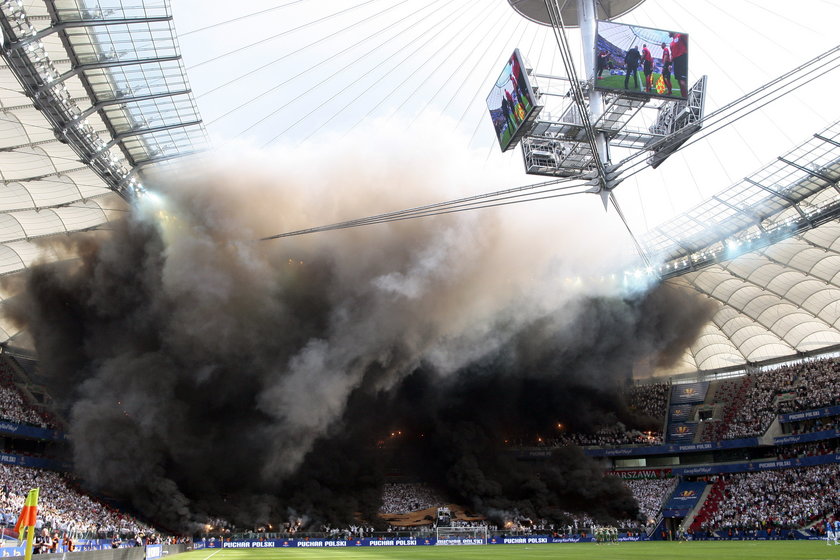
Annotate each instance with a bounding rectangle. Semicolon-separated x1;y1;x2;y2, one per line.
0;0;837;559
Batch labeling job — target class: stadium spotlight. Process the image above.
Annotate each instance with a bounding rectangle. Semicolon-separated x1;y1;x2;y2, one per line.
141;190;165;207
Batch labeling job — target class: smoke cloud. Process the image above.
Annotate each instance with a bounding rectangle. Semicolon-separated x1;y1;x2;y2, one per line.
1;124;715;531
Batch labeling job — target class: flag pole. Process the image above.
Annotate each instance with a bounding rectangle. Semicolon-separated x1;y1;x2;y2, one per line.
23;522;36;560
14;488;40;560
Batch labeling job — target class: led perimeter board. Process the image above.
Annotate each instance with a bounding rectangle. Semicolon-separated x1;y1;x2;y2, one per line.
595;20;688;100
486;49;541;152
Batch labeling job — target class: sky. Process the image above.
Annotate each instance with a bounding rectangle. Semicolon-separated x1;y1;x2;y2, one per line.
168;0;840;261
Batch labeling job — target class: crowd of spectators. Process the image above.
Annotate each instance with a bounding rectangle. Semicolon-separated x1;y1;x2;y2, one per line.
566;383;668;446
782;415;837;435
720;367;797;439
775;439;838;460
1;350;836;544
695;464;839;531
0;463;154;538
779;358;840;411
627;383;669;421
0;385;48;429
378;483;447;514
699;377;747;442
620;477;677;525
0;359;55;430
500;382;668;449
551;424;663;447
715;358;840;439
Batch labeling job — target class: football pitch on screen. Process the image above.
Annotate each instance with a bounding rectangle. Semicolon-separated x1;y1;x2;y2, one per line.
181;541;840;560
597;73;681;97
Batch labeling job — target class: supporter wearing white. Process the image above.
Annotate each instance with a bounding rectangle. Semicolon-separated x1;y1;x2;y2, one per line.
700;464;839;533
378;483;447;514
701;358;840;441
620;477;676;526
0;463;154;538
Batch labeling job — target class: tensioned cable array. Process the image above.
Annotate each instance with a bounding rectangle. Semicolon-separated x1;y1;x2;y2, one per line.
178;1;307;38
541;0;652;265
231;0;466;139
261;0;483;146
408;2;515;129
612;43;840;186
182;1;833;245
259;41;840;241
186;0;382;71
260;176;590;240
308;0;505;143
200;0;420;112
543;0;606;187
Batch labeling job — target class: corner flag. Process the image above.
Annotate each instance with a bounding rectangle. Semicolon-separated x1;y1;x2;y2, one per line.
655;75;666;95
13;488;39;560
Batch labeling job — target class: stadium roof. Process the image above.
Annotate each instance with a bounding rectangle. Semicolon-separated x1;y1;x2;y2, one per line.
665;221;840;373
637;120;840;373
0;0;207;341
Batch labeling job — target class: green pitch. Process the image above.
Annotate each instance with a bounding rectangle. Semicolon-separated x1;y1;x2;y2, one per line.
179;541;840;560
597;72;682;98
497;96;534;150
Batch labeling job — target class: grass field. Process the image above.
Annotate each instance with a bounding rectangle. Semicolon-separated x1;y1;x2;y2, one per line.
597;72;682;98
179;541;840;560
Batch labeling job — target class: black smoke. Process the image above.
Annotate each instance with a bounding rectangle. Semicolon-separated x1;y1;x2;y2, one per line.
0;144;715;532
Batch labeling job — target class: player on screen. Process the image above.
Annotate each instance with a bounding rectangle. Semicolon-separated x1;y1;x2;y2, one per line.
510;55;528;107
669;31;688;97
505;89;521;124
597;50;609;79
660;42;672;95
827;518;835;545
624;45;641;90
641;44;653;93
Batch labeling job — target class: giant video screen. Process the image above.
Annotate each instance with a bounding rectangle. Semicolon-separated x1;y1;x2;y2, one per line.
595;20;688;99
486;49;540;152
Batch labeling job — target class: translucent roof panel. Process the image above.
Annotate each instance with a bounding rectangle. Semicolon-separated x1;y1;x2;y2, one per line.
44;0;209;168
0;0;205;291
665;221;840;374
49;0;170;22
641;119;840;281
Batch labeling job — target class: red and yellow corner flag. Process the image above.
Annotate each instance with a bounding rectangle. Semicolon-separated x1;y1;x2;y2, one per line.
655;75;666;95
13;488;39;560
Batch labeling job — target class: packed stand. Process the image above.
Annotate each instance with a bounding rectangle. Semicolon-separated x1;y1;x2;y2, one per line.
503;383;667;449
378;483;447;514
0;385;48;429
782;415;837;436
620;477;677;526
626;383;669;421
0;463;154;538
720;367;797;439
550;423;663;447
566;383;668;446
690;477;725;533
700;377;748;442
780;358;840;411
696;464;840;532
0;364;54;429
716;358;840;440
775;439;838;460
